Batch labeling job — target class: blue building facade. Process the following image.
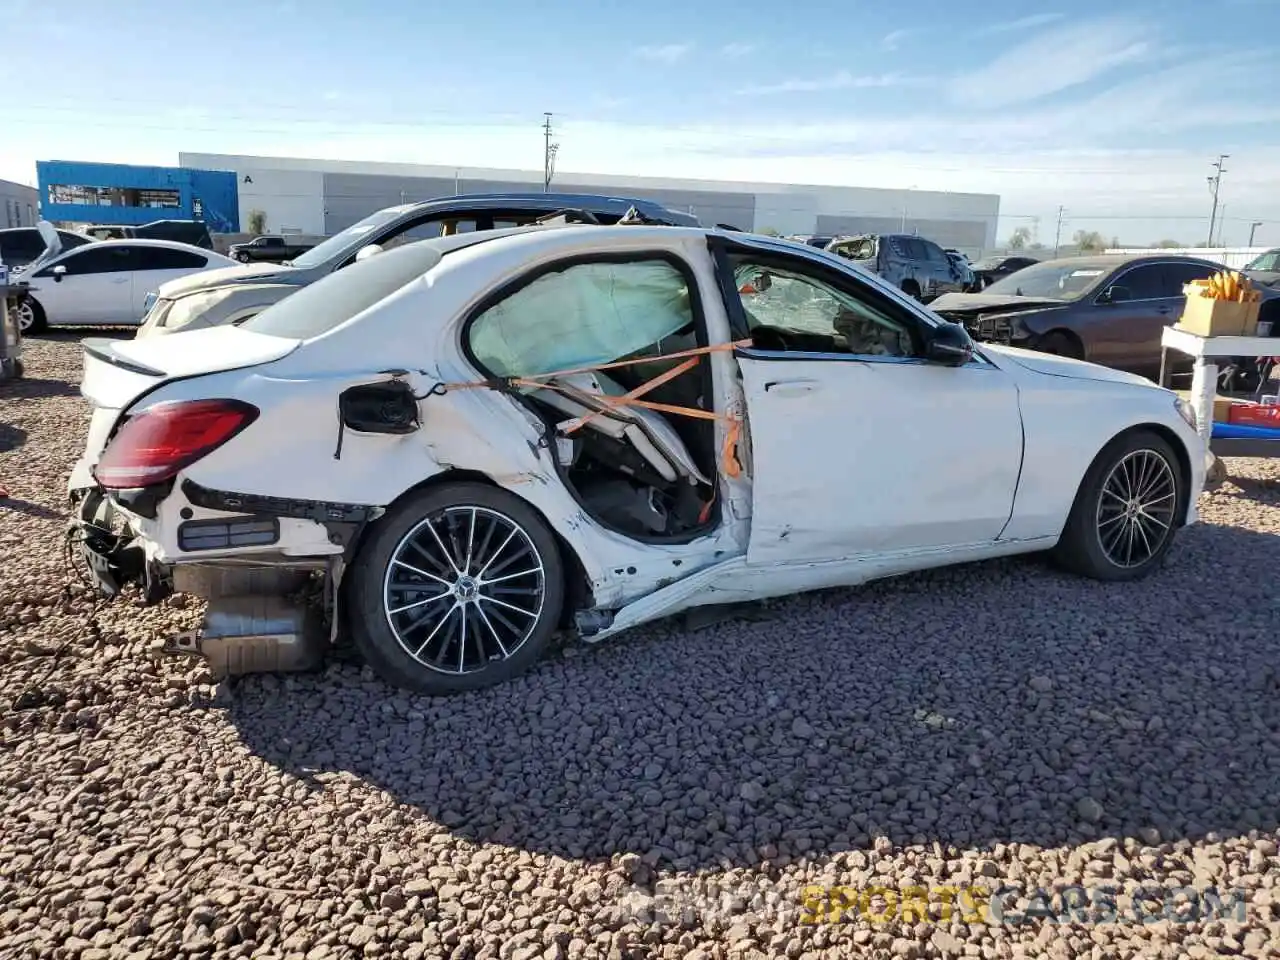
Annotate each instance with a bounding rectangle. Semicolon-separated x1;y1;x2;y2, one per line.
35;161;240;232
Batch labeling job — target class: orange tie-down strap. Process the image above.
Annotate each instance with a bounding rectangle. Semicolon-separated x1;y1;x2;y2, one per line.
441;339;753;478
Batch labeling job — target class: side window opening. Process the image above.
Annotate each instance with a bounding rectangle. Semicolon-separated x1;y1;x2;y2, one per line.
729;255;919;359
467;257;717;543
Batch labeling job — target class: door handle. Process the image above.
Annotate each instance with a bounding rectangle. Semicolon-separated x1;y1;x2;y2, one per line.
110;277;129;284
764;378;819;396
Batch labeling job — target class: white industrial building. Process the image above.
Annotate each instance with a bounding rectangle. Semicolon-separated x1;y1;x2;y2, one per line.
180;152;1002;254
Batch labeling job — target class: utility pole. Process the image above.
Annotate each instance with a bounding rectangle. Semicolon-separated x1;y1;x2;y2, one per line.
542;113;559;192
1250;221;1263;247
1206;154;1228;247
1215;205;1227;247
1053;206;1065;257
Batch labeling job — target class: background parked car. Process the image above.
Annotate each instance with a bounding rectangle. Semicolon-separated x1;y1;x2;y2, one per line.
825;233;969;301
930;254;1280;382
82;219;213;249
945;249;978;291
969;254;1040;290
0;226;94;268
135;192;703;337
228;235;316;263
16;230;237;333
1242;248;1280;288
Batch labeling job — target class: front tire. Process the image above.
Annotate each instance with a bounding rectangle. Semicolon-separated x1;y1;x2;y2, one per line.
1053;430;1183;581
235;252;251;263
14;297;46;335
1035;331;1083;360
347;483;565;694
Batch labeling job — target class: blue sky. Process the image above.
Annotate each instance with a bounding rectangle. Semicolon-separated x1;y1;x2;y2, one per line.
3;0;1279;246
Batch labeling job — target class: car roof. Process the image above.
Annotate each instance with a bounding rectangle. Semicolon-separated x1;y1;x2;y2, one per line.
1024;254;1222;271
377;192;699;223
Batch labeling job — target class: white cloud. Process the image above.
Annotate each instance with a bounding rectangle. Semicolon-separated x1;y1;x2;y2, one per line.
971;13;1064;37
721;42;755;57
635;43;693;63
881;29;911;51
949;16;1151;109
735;71;924;96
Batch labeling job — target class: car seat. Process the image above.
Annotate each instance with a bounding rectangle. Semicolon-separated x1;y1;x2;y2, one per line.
529;370;712;487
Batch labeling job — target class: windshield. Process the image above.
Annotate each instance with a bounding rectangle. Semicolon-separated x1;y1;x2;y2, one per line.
828;236;877;261
241;240;444;339
288;208;403;268
982;261;1108;301
1245;251;1280;272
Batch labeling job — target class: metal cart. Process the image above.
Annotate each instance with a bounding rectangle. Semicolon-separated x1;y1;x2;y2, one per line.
0;282;28;381
1158;325;1280;460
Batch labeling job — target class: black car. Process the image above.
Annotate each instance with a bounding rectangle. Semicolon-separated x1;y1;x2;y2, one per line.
969;255;1039;290
930;254;1280;387
1242;248;1280;289
83;219;213;249
0;227;94;268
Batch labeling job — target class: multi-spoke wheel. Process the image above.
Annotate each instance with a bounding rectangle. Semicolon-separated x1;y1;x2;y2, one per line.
13;298;46;335
349;483;564;693
1053;430;1185;581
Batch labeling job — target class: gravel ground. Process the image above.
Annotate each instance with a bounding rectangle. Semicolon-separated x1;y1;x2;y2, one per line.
2;333;1279;960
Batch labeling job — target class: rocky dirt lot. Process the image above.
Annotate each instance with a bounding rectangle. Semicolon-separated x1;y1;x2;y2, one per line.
1;333;1278;960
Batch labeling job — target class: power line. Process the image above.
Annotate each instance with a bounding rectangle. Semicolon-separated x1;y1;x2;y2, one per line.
1207;154;1229;246
542;113;559;192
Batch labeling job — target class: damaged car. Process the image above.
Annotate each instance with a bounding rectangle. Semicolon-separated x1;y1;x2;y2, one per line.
69;222;1206;694
825;233;969;301
931;254;1280;380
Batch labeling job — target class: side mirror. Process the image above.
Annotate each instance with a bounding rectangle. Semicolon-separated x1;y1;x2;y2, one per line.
1099;285;1131;304
52;264;66;283
925;321;974;366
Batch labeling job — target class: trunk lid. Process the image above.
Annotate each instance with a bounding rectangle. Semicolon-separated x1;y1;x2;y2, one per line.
70;327;301;491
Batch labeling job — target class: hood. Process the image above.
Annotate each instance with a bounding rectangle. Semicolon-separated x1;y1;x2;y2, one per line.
929;291;1066;316
157;260;299;299
1244;269;1280;288
984;343;1154;387
17;221;64;275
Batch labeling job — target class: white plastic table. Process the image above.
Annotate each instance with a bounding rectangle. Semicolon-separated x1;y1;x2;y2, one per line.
1158;325;1280;458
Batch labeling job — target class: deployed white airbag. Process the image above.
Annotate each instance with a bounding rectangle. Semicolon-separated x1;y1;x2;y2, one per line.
469;261;694;377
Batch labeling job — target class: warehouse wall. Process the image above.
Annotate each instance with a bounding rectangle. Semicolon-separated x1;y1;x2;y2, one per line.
181;153;1000;252
229;165;326;235
35;161;239;231
0;178;38;228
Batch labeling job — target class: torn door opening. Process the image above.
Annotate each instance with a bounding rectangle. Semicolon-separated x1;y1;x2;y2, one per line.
455;256;745;543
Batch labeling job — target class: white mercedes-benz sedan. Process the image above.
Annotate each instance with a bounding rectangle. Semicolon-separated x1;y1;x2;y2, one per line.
67;222;1206;693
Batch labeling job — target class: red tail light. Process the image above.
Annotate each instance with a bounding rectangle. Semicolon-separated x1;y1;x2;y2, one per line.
93;399;258;490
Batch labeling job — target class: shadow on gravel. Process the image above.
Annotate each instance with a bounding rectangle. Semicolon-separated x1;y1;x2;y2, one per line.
0;496;64;521
0;423;27;453
0;377;82;400
228;521;1280;871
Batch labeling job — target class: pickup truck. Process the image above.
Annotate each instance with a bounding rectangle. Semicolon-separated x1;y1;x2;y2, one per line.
227;235;315;263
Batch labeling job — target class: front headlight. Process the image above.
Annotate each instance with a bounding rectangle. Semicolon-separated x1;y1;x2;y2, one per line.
1175;397;1198;430
162;287;242;332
